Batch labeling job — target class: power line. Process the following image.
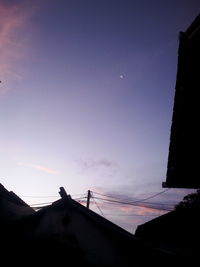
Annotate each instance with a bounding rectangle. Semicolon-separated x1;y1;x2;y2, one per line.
27;189;173;212
28;196;172;211
92;196;173;212
91;193;105;217
92;191;131;200
92;189;170;204
130;189;170;203
21;193;86;198
29;197;87;207
22;189;171;206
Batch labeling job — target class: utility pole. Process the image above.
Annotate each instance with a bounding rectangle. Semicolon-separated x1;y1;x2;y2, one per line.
86;190;91;209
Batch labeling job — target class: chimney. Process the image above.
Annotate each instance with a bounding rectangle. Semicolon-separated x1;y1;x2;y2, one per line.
59;187;71;199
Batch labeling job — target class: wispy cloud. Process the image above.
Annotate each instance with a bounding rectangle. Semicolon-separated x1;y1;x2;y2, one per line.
77;158;118;171
31;164;59;175
0;1;33;94
17;162;59;175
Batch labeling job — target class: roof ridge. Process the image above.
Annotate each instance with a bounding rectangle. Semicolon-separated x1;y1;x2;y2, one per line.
0;183;31;207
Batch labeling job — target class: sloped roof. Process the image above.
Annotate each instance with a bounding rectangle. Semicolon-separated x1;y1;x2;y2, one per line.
0;183;35;222
45;195;134;240
29;192;167;265
0;183;133;238
0;185;170;266
28;189;134;246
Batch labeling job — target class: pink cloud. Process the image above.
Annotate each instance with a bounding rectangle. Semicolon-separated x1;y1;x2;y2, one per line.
0;2;34;93
32;165;59;175
17;162;59;175
118;205;137;214
133;206;165;216
116;204;165;216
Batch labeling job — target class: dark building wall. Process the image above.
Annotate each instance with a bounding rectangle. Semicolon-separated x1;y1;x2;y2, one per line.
135;206;200;263
164;14;200;188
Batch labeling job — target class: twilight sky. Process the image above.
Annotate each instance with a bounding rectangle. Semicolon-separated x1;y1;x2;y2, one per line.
0;0;199;233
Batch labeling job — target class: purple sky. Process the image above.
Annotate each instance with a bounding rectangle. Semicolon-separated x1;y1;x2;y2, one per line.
0;0;199;233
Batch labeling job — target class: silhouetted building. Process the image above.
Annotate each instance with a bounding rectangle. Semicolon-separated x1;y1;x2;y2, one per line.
135;202;200;265
1;184;167;266
0;183;34;223
163;14;200;188
135;15;200;266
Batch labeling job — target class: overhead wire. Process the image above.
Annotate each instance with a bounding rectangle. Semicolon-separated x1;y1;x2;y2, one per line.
92;196;173;212
27;189;174;213
21;193;86;198
91;189;174;212
91;192;105;217
91;189;170;203
29;196;87;207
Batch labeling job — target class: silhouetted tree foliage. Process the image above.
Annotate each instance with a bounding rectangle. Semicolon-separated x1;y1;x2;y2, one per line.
175;189;200;210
